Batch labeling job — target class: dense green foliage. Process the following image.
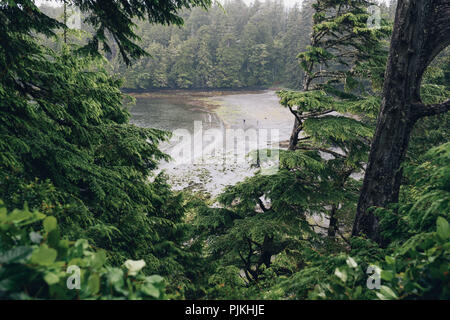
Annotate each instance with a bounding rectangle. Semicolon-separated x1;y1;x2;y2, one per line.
193;134;450;300
191;0;449;300
194;0;391;291
0;201;165;299
108;0;311;89
0;0;210;299
41;0;308;89
311;142;450;300
1;0;449;301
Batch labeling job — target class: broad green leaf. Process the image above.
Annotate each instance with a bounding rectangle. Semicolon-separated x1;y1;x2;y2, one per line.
74;239;89;250
30;246;57;266
87;274;100;295
381;270;395;282
8;209;32;223
107;268;124;285
147;275;164;284
141;283;160;298
436;217;450;240
43;216;58;233
346;257;358;268
91;250;107;269
385;256;395;265
379;285;398;300
375;292;388;300
44;272;60;285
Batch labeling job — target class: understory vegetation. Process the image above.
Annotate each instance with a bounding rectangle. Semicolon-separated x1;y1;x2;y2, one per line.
0;0;448;300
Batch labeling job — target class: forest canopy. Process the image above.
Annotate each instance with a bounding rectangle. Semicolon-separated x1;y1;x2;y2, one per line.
40;0;312;89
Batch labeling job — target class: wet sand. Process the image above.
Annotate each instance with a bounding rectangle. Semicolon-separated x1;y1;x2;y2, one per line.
129;89;295;197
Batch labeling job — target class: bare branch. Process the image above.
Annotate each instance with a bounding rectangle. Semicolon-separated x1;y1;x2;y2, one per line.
302;109;334;118
336;228;351;246
298;145;346;159
256;198;269;212
288;106;303;125
413;99;450;119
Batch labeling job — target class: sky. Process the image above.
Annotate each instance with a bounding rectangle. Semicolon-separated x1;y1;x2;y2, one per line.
35;0;388;9
35;0;301;7
239;0;388;7
242;0;301;7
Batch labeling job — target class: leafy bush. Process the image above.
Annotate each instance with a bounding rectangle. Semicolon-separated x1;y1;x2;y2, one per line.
310;216;450;300
308;143;450;300
0;201;165;300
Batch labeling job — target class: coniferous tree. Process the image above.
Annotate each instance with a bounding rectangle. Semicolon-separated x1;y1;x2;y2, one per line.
0;0;211;297
284;0;390;151
281;1;313;89
353;0;450;244
194;0;391;294
109;0;312;89
277;0;390;238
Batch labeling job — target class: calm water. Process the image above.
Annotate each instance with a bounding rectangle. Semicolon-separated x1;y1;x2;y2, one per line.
130;97;222;133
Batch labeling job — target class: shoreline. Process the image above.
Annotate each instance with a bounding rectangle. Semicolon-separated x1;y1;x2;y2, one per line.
130;89;293;197
129;89;293;148
128;89;275;128
121;86;284;94
125;88;271;99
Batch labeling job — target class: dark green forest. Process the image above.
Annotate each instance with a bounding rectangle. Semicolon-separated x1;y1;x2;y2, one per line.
0;0;449;301
113;0;311;89
41;0;396;90
40;0;311;89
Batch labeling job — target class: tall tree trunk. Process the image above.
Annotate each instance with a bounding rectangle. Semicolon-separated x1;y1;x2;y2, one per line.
288;117;302;151
288;69;312;151
327;204;338;239
353;0;450;244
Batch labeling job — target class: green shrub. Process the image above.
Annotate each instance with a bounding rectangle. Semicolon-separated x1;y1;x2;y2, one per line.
310;216;450;300
0;200;165;300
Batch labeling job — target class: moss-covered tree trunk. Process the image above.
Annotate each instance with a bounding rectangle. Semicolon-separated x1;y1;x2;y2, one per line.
353;0;450;244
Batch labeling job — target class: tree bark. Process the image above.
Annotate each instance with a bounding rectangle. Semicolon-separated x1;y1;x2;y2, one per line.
352;0;450;244
327;205;338;239
288;69;312;151
288;117;302;150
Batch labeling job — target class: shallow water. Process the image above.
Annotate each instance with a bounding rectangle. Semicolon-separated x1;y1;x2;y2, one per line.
130;96;222;132
129;90;294;197
211;90;293;139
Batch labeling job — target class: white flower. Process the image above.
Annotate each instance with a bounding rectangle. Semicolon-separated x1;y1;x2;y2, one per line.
346;256;358;268
123;259;146;276
29;231;43;244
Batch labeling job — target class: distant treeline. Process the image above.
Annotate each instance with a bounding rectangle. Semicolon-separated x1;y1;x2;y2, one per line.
111;0;312;90
40;0;396;91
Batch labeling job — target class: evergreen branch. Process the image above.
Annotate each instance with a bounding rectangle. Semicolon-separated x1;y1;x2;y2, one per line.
311;70;347;80
308;222;328;230
250;239;263;249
